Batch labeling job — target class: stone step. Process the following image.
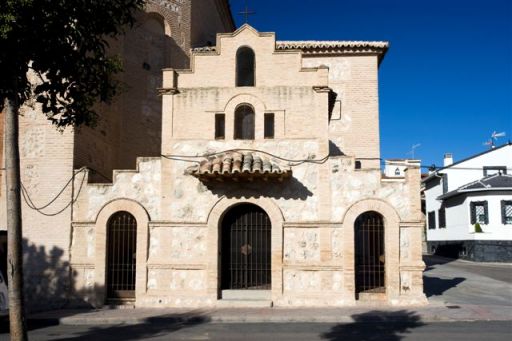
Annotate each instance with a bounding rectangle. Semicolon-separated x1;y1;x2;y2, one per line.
221;289;271;300
216;299;273;308
105;299;136;309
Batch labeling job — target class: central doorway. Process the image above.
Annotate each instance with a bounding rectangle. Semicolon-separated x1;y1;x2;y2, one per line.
220;204;271;292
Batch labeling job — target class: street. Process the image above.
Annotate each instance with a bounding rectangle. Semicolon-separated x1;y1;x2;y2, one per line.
1;255;511;340
1;321;511;341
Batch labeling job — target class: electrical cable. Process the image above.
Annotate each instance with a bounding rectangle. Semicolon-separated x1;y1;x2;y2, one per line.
161;148;331;164
12;147;511;217
21;170;87;216
161;148;511;172
21;167;87;210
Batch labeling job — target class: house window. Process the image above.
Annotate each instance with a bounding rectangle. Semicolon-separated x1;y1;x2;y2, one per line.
438;207;446;228
483;166;507;176
236;46;255;87
264;113;274;139
394;168;400;176
234;104;255;140
355;161;361;169
502;200;512;225
470;201;488;225
428;211;436;229
215;114;225;139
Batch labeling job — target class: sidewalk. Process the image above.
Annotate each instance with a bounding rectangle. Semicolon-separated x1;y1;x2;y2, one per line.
28;302;512;325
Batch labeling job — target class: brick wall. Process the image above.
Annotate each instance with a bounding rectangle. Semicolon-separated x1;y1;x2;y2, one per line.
0;111;3;193
302;55;381;169
0;0;236;310
73;0;232;178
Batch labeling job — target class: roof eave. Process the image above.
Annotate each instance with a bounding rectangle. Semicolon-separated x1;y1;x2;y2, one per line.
437;187;512;200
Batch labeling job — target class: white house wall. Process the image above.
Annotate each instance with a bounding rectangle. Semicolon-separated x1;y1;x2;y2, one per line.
443;146;512;192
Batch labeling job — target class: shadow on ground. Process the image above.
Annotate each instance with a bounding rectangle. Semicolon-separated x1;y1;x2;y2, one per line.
423;276;465;298
423;255;457;272
321;310;424;341
422;255;466;298
29;312;211;340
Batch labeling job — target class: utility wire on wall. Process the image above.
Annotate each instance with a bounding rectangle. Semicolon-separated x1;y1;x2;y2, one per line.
13;147;511;217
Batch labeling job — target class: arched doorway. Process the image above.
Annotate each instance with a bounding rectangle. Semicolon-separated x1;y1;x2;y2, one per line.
220;204;271;291
106;211;137;301
354;211;385;296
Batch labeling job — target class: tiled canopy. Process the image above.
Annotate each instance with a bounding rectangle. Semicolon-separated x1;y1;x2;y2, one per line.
185;152;292;181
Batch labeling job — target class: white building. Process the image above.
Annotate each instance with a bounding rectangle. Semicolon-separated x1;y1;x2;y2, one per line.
423;143;512;262
384;159;411;178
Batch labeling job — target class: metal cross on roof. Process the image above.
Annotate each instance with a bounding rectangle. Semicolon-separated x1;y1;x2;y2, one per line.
238;0;255;24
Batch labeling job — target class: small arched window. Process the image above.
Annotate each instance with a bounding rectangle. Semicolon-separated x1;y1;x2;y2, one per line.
234;104;255;140
236;47;255;86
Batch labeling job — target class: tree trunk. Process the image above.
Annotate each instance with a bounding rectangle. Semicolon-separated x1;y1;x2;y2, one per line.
4;96;28;341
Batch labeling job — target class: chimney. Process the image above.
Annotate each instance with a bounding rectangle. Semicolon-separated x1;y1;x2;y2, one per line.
443;153;453;167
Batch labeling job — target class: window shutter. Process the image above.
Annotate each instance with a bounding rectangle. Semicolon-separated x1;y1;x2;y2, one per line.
483;201;489;225
470;202;476;224
442;174;448;194
502;200;507;225
215;114;225;139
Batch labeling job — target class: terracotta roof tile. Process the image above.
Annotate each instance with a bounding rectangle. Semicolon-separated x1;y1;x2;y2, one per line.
186;152;292;181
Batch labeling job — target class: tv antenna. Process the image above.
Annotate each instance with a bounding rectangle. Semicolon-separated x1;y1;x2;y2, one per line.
406;143;421;159
483;131;506;149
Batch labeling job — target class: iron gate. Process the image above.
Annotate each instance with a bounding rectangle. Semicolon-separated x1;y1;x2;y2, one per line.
354;211;385;294
221;204;271;290
106;211;137;300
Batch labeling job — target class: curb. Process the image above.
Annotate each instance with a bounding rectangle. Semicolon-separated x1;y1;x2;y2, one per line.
26;312;512;326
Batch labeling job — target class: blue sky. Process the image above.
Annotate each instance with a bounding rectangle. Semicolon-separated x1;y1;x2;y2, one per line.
230;0;512;169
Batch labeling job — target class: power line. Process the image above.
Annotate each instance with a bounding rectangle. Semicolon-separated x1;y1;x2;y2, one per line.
20;167;87;211
21;170;87;216
10;147;511;217
161;148;510;171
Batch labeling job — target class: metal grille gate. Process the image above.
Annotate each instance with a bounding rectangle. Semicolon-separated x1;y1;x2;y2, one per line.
107;211;137;300
221;204;271;290
355;211;385;294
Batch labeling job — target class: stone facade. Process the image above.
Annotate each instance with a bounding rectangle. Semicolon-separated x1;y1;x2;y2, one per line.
0;0;234;311
68;25;427;307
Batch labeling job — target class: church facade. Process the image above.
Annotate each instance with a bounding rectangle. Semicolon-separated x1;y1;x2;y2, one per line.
68;25;427;307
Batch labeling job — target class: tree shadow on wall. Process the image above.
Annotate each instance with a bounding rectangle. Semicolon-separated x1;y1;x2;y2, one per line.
321;310;425;341
22;238;76;312
20;238;102;311
1;238;99;334
202;176;314;200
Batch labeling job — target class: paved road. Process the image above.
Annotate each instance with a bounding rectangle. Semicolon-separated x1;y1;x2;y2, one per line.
1;255;511;339
1;321;511;341
423;255;512;306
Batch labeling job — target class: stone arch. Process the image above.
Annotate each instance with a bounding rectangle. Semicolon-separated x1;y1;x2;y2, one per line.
341;198;401;302
223;94;267;140
234;103;255;140
94;199;150;306
206;197;284;301
144;11;172;37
